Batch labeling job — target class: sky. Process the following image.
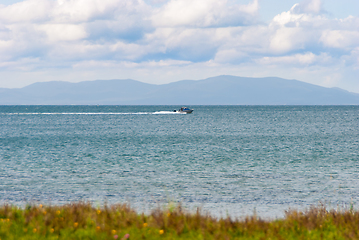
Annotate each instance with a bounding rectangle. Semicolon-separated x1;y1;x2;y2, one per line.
0;0;358;93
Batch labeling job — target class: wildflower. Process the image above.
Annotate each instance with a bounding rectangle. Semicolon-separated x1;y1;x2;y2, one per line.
112;229;117;235
123;233;130;239
114;235;118;239
43;211;47;215
167;212;171;217
97;210;101;215
96;226;101;231
143;223;148;227
159;229;164;234
56;210;61;215
33;228;37;233
74;222;78;228
50;228;54;233
39;204;43;208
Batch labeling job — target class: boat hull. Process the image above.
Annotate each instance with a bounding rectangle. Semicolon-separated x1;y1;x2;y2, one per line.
180;110;193;114
174;107;193;114
174;109;193;114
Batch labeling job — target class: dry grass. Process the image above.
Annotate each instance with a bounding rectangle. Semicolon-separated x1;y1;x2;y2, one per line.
0;202;358;239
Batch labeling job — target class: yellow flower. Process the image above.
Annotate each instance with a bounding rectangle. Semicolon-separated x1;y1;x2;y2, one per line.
97;210;101;215
56;210;61;215
143;223;148;227
74;222;78;228
96;226;101;231
50;228;54;233
111;229;117;235
33;228;37;233
39;204;43;208
43;211;47;215
159;229;164;235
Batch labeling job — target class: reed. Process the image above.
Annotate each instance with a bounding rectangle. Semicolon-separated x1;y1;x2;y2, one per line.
0;202;358;239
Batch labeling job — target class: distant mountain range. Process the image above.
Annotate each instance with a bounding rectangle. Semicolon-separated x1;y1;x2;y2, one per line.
1;75;359;105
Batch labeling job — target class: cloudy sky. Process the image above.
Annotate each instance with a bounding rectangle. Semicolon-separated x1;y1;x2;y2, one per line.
0;0;358;93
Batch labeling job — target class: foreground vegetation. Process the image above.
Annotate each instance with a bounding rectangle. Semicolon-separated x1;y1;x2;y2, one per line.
0;202;358;240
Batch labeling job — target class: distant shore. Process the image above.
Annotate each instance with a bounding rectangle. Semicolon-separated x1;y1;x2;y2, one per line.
0;202;357;239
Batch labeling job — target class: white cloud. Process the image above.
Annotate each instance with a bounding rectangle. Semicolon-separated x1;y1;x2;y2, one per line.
269;27;307;54
152;0;259;28
0;57;41;71
271;7;326;26
52;0;149;23
257;52;332;66
268;2;359;54
291;0;323;15
320;30;359;49
37;24;88;42
341;47;359;68
0;0;52;23
0;0;358;93
73;59;191;70
0;40;13;60
214;49;248;63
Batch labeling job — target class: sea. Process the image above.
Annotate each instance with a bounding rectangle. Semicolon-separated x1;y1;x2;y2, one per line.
0;105;358;219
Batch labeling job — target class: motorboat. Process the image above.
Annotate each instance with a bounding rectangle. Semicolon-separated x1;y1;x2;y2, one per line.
174;107;193;114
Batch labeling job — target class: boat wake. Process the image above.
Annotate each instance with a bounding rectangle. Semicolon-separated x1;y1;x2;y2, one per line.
3;111;187;115
153;111;186;115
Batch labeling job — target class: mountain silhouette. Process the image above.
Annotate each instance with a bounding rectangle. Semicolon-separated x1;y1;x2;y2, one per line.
1;75;358;105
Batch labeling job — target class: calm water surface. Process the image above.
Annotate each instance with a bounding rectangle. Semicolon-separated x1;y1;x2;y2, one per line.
0;105;358;218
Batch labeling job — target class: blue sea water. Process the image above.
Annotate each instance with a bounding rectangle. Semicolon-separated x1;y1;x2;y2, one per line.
0;105;358;218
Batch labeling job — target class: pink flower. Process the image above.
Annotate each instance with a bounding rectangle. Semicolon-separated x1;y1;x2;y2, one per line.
120;233;130;240
114;235;118;239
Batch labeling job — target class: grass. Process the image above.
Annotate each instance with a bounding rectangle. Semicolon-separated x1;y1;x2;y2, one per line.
0;202;359;239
